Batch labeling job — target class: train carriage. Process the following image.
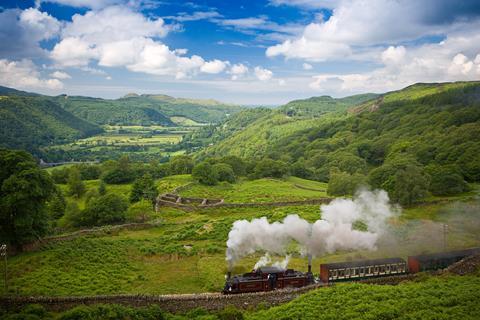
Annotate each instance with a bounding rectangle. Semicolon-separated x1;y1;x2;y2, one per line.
320;257;407;283
408;248;480;273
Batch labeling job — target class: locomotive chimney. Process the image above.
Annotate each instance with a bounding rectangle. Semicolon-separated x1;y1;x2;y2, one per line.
227;271;231;279
308;254;312;273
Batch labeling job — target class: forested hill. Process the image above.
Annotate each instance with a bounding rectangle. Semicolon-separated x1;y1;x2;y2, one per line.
0;92;103;156
185;92;378;156
194;81;480;192
55;93;244;126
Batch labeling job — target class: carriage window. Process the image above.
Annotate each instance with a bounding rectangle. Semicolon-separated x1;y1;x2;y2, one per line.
339;269;344;277
391;264;397;272
345;268;350;277
374;266;379;273
380;265;385;273
386;265;390;273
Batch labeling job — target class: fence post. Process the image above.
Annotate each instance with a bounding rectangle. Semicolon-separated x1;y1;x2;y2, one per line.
0;244;6;294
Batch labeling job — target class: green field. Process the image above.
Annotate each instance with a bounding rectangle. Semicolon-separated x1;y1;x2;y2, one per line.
2;174;480;296
179;176;328;202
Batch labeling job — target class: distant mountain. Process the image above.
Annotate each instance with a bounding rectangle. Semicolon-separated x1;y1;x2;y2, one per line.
0;88;103;157
278;93;378;117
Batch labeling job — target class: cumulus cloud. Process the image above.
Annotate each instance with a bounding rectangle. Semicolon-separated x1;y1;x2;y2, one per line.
302;63;313;70
266;0;480;62
48;5;231;79
229;63;249;80
200;59;229;74
309;31;480;94
0;8;61;59
254;66;273;81
50;70;71;79
0;59;63;90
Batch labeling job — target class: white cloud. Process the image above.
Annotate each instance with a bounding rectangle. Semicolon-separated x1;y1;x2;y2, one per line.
0;8;61;59
266;0;480;62
62;6;169;43
254;66;273;81
51;37;97;67
0;59;63;90
302;63;313;70
200;59;229;74
48;5;231;79
50;70;71;79
229;63;249;80
20;7;62;40
309;30;480;94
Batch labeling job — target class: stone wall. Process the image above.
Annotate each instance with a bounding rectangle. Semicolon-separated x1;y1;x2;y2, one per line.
20;222;160;254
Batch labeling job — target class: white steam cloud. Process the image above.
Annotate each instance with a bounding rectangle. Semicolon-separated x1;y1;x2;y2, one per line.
226;189;399;269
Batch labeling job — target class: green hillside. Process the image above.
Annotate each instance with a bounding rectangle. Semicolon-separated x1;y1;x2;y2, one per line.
184;93;377;156
196;82;480;188
0;94;102;156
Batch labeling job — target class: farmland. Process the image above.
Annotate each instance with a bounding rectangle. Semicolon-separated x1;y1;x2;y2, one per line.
42;125;191;162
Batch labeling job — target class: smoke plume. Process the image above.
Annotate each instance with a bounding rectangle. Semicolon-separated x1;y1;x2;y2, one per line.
226;189;399;269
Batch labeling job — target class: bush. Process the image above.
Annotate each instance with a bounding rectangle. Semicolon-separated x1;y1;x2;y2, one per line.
67;167;85;198
254;159;288;178
82;194;128;226
102;168;135;184
169;155;194;175
192;162;219;185
213;163;236;183
426;164;469;196
130;174;158;203
127;200;154;223
327;169;367;196
217;306;244;320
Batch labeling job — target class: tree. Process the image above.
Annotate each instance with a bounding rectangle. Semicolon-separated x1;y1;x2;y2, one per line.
213;163;236;183
47;189;67;219
82;194;128;226
169;155;194;175
220;156;246;176
127;200;154;222
384;166;429;206
192;162;218;185
327;168;367;196
0;149;56;247
67;167;85;198
253;159;288;178
425;164;468;196
130;174;158;203
50;167;69;184
62;201;83;227
98;180;107;195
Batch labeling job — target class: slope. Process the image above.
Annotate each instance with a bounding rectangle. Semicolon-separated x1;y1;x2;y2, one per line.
196;81;480;184
0;94;103;156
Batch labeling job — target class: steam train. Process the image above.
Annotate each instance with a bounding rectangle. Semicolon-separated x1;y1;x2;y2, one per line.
223;247;480;294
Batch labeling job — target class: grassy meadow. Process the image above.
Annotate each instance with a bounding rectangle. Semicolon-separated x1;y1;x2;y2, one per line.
2;175;480;297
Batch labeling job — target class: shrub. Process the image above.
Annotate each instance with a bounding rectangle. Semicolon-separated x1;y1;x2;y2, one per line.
213;163;236;183
82;194;128;226
254;158;288;178
192;162;219;185
127;200;154;223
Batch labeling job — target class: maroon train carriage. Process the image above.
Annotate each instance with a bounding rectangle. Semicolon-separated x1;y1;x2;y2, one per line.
408;247;480;273
223;266;314;294
320;257;407;283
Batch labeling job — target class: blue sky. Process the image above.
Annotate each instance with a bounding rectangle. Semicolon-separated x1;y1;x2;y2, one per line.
0;0;480;104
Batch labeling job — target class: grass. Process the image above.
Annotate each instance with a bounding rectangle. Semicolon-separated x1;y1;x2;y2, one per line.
247;273;480;320
179;176;329;203
3;174;479;297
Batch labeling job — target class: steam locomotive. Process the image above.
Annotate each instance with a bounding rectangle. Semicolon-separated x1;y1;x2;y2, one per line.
223;247;480;294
